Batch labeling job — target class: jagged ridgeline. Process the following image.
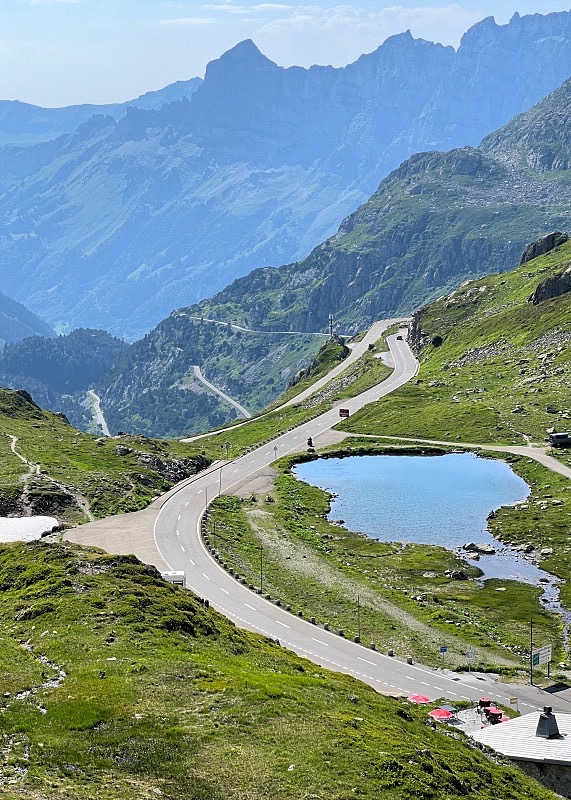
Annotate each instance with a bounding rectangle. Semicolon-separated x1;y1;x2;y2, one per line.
1;13;571;339
0;539;560;799
195;77;571;334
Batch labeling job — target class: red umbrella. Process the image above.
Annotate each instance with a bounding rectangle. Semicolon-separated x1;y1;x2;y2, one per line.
428;708;454;721
408;694;431;704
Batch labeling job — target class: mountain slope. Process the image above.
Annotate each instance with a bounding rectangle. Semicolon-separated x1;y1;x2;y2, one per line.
342;233;571;446
0;319;324;438
0;291;54;346
0;387;209;522
194;76;571;334
2;12;571;338
0;540;555;799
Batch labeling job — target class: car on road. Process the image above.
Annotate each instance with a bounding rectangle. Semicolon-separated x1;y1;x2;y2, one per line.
396;335;403;340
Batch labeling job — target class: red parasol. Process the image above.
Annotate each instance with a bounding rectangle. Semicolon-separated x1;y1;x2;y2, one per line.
408;694;431;704
428;708;454;721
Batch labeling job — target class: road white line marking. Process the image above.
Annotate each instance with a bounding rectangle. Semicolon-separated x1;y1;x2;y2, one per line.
201;572;211;580
434;687;446;693
180;545;185;552
311;638;328;646
176;530;180;536
275;620;290;628
420;681;431;686
357;657;376;666
405;675;415;681
177;514;181;522
189;558;195;566
220;587;230;595
244;603;257;611
185;501;189;507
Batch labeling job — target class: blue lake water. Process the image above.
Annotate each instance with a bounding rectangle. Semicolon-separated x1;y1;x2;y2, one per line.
294;453;529;551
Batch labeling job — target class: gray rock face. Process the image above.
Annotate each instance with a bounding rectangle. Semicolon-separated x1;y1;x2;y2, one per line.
2;13;571;338
520;231;569;265
529;264;571;305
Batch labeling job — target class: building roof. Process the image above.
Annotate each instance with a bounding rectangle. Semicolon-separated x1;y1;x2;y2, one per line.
471;712;571;765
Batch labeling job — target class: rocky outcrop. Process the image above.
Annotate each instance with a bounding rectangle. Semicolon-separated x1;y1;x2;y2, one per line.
520;231;569;265
136;453;210;483
529;262;571;305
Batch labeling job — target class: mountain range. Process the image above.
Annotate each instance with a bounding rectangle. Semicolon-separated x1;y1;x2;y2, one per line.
2;63;571;439
0;78;202;145
194;75;571;334
1;11;571;340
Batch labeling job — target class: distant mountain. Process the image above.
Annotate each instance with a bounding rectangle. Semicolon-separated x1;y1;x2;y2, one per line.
1;12;571;339
0;292;54;347
0;78;202;145
0;328;128;430
194;76;571;334
0;320;323;438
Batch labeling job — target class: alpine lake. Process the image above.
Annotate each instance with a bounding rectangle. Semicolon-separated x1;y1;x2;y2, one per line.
293;452;570;644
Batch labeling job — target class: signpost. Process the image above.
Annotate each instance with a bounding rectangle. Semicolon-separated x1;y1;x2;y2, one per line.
532;644;553;679
439;645;447;661
466;646;475;672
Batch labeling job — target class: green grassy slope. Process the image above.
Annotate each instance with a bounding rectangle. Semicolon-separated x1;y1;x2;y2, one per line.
0;389;210;523
0;541;557;800
342;238;571;446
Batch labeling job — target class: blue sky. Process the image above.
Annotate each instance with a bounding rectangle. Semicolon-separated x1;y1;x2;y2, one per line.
1;1;570;106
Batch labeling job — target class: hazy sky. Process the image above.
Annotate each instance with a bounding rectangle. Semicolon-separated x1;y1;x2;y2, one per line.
1;1;570;107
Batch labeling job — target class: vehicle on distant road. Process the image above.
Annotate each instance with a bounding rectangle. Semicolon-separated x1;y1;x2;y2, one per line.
396;335;403;340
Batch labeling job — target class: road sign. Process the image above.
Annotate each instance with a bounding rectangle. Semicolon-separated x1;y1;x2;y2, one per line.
510;697;518;705
532;644;552;667
466;647;475;661
439;646;448;654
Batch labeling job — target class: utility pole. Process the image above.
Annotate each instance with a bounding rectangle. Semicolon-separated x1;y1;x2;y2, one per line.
530;617;534;685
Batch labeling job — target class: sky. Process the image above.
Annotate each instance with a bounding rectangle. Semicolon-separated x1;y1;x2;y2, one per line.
1;1;570;107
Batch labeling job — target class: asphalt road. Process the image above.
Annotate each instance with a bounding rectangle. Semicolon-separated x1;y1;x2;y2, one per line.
153;325;571;715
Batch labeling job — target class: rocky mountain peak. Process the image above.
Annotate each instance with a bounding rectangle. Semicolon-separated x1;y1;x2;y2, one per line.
203;38;276;80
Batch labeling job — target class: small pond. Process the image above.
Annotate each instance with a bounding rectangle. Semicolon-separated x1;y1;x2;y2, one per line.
293;453;569;640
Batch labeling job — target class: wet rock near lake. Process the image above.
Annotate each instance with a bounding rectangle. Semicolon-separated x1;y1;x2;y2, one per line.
463;542;497;555
513;543;535;554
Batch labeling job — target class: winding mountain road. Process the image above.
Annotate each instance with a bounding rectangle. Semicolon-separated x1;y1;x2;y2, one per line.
68;320;571;714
